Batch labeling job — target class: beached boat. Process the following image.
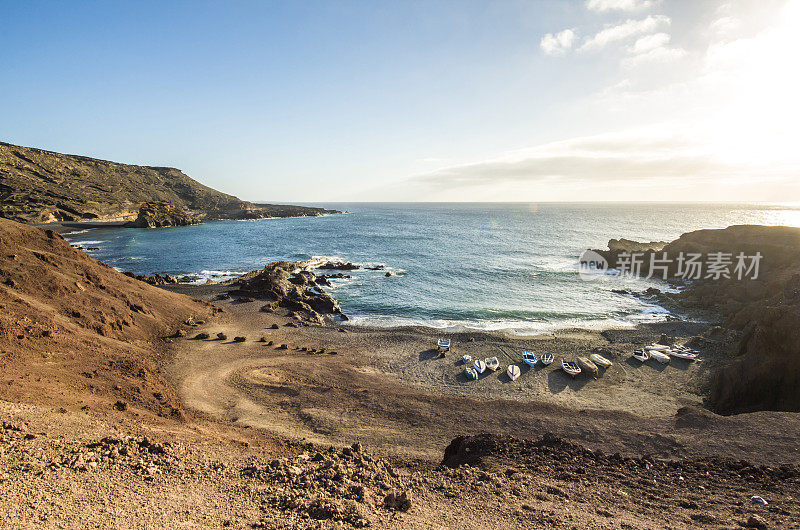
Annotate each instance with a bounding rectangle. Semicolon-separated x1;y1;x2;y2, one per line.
632;349;650;362
464;366;478;380
461;354;472;365
507;364;521;381
666;348;698;361
522;351;537;367
485;357;500;371
541;353;554;366
437;338;451;352
645;343;670;351
590;353;612;368
474;359;487;374
650;350;670;364
562;359;581;377
578;356;599;376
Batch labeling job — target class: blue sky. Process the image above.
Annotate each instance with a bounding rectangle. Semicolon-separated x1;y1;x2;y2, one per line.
1;0;798;202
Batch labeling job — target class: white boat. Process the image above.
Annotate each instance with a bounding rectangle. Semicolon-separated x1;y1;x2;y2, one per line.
562;359;581;377
507;364;521;381
464;366;478;380
590;353;612;368
632;349;650;362
666;349;698;361
645;343;670;351
650;350;670;364
522;351;537;367
461;354;472;365
578;356;599;376
474;359;487;374
485;357;500;371
437;338;451;352
541;353;554;366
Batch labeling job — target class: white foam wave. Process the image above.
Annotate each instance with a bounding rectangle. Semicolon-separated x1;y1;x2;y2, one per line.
70;240;106;246
181;269;248;284
63;228;97;236
343;308;672;336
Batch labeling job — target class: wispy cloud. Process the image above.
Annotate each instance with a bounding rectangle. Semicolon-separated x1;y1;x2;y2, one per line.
622;32;685;67
540;29;576;56
579;15;670;52
585;0;660;13
394;128;799;201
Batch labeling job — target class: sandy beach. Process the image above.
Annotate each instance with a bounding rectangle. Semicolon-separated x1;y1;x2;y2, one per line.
164;282;800;464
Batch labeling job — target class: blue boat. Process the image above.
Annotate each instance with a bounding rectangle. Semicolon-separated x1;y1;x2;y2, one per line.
522;351;537;367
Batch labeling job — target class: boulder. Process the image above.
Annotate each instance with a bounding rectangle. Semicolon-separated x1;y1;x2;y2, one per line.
126;201;201;228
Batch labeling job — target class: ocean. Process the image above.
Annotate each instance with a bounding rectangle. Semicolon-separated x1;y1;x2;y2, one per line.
64;202;800;334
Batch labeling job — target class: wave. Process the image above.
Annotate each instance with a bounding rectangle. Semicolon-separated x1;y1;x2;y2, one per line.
343;309;671;336
69;240;106;246
63;228;97;236
181;269;249;284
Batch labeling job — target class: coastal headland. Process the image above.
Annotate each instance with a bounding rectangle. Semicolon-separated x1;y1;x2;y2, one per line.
0;141;340;227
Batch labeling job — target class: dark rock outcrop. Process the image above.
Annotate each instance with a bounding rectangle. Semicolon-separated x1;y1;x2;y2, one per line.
595;225;800;414
318;261;360;271
233;260;342;323
126;201;201;228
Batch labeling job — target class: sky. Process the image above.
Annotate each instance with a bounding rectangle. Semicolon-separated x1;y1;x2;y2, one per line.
1;0;798;202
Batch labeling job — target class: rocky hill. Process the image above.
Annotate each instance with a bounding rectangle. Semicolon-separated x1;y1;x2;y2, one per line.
595;225;800;414
0;141;338;224
0;217;214;419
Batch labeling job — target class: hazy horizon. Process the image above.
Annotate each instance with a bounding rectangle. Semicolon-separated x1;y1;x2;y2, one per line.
2;0;798;203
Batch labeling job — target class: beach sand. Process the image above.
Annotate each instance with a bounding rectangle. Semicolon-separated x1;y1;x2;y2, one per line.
164;283;800;464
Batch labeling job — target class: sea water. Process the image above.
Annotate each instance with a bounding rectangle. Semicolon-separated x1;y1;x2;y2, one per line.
64;202;800;334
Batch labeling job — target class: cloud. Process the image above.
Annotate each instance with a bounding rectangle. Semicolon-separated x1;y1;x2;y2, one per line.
540;29;576;56
622;33;686;68
628;32;670;54
709;16;741;36
579;15;670;52
585;0;659;12
397;128;799;201
622;46;686;68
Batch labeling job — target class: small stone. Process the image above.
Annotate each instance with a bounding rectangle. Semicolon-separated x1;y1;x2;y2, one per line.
216;332;227;340
194;332;210;340
233;336;246;343
745;514;767;528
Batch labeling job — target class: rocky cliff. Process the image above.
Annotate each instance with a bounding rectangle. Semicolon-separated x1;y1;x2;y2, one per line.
595;225;800;414
0;141;339;224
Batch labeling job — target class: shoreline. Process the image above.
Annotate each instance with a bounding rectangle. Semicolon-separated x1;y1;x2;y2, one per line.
163;280;729;458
